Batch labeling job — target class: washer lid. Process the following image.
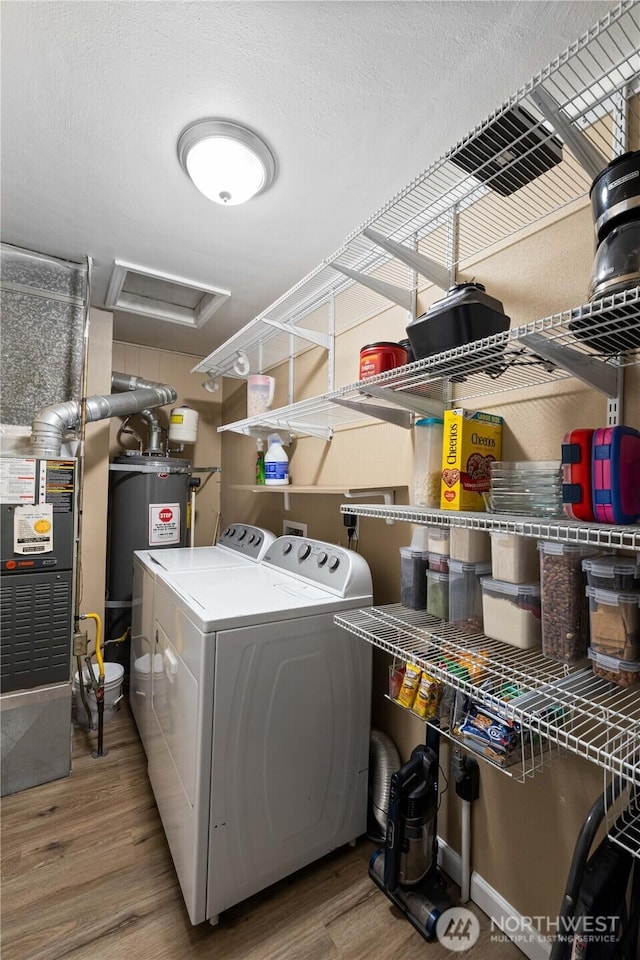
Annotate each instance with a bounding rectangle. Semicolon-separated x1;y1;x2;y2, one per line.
158;565;370;631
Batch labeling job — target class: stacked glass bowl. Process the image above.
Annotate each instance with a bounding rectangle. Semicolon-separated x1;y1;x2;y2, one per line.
484;461;564;517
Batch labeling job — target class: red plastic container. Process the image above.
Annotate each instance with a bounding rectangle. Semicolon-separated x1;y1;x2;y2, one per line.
592;425;640;524
359;342;408;380
562;429;595;522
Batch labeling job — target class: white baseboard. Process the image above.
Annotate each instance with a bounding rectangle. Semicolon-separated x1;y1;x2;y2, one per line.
437;839;551;960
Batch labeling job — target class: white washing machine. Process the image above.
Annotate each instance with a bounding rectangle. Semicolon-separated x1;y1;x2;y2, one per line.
146;535;373;925
130;523;275;753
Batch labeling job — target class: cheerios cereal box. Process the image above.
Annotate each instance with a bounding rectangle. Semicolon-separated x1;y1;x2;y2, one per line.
440;409;503;511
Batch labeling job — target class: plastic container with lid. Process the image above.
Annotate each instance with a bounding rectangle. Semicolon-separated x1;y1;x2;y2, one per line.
246;375;275;417
427;570;449;621
588;648;640;688
428;552;449;574
413;417;444;507
490;533;539;584
449;559;491;632
586;587;640;661
582;555;640;592
399;547;429;610
538;542;597;664
480;578;541;649
359;342;408;380
450;528;491;564
427;527;450;555
405;283;510;362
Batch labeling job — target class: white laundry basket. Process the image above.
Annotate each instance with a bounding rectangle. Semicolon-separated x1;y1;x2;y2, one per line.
74;662;124;728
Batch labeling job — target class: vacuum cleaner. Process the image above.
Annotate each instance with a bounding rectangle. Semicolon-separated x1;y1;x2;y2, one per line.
550;780;639;960
369;726;454;941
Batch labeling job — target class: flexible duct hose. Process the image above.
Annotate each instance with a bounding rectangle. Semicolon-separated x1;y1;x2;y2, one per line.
369;729;401;833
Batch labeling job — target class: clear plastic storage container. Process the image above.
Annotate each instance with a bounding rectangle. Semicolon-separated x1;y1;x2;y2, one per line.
490;532;539;583
450;528;491;564
588;648;640;687
427;527;450;555
539;542;596;663
581;556;640;592
427;570;449;621
586;587;640;661
399;547;429;610
428;552;449;574
413;417;444;507
481;578;542;648
449;559;491;632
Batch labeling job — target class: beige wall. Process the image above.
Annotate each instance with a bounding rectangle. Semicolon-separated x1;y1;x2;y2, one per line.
220;201;640;923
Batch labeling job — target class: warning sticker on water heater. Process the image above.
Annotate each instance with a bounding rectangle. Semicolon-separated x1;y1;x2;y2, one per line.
149;503;181;545
14;504;54;554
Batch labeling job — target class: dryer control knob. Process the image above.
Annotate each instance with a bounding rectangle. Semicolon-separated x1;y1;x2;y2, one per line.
297;544;311;560
248;534;256;544
254;535;261;546
283;541;293;554
237;529;247;541
328;556;340;571
227;527;235;537
317;551;328;567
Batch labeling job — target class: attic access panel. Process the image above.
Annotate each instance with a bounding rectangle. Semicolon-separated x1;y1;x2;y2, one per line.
105;260;230;328
449;104;563;197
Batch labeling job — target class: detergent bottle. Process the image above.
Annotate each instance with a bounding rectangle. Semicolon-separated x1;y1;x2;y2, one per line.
264;434;289;486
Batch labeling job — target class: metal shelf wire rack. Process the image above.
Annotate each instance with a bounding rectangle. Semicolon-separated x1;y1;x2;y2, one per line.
338;504;640;551
604;778;640;859
217;287;640;440
194;3;639;386
335;604;640;786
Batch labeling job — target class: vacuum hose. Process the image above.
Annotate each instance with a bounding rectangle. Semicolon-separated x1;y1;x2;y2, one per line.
369;729;401;834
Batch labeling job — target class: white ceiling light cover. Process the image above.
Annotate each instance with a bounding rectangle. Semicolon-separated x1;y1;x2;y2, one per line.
178;119;276;206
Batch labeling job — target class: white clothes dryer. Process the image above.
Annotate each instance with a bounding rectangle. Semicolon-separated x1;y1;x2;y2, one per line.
145;536;373;925
131;523;275;752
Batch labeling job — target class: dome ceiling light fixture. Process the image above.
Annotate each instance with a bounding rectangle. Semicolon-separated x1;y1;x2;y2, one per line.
177;119;276;206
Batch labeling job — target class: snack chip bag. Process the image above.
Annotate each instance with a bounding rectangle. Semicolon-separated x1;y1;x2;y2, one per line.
413;672;442;719
397;663;422;708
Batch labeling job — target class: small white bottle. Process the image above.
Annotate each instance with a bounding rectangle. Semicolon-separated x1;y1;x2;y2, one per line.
264;434;289;486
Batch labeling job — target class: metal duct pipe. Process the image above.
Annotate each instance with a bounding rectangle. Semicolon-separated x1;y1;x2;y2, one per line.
31;375;177;458
137;410;164;455
111;372;174;455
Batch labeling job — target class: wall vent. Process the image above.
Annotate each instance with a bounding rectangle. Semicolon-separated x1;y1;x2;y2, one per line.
104;260;230;328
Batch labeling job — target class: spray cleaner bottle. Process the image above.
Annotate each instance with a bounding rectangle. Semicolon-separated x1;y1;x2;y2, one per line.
255;439;266;485
264;434;289;486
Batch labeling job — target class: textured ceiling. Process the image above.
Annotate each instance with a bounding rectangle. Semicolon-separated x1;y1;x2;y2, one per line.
1;1;615;359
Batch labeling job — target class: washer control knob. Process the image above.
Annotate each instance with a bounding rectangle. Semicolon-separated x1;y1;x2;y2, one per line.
283;541;293;555
317;551;328;567
227;527;235;537
248;534;256;544
297;543;311;560
237;529;247;541
254;535;261;547
328;556;340;571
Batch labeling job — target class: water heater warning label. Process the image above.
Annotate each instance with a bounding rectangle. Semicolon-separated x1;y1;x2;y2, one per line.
149;503;181;545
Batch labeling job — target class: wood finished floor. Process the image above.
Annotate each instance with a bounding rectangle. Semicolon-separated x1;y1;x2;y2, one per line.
1;701;522;960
